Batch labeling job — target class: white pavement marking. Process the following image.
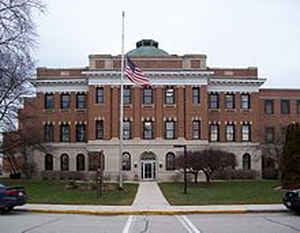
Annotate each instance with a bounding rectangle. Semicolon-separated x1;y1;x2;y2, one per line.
122;215;135;233
176;215;201;233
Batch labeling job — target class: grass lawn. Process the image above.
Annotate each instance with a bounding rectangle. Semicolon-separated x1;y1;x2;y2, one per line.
159;180;283;205
0;179;138;205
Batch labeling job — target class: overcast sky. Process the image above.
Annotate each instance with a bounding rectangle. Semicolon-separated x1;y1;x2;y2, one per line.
34;0;300;88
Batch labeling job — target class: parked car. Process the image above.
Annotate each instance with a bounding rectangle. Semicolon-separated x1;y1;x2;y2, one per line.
283;189;300;212
0;184;27;213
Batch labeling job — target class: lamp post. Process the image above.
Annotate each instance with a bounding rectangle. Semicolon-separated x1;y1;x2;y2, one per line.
173;144;187;194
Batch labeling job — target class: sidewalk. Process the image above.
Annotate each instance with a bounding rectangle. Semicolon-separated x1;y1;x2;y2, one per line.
16;182;288;215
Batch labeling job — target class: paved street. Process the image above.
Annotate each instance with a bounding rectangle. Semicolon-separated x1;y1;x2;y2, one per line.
1;212;299;233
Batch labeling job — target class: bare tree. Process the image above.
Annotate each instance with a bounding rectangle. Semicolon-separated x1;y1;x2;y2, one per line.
0;0;45;132
175;149;236;184
260;125;286;179
1;114;52;178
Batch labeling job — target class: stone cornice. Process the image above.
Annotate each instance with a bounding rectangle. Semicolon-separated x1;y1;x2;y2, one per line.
82;70;214;76
208;78;266;93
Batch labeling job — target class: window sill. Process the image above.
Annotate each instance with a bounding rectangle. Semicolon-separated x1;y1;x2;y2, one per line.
124;104;133;108
75;108;87;112
142;104;154;108
60;109;71;112
208;109;220;112
163;104;176;108
225;109;236;112
240;109;252;112
44;109;55;113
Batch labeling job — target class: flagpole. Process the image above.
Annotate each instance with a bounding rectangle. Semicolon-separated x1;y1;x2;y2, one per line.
119;11;125;189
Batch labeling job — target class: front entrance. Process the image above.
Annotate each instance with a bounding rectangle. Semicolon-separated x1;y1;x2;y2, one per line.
140;151;157;181
141;160;156;180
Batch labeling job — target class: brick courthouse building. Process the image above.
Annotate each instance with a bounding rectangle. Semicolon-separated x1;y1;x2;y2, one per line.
9;39;300;181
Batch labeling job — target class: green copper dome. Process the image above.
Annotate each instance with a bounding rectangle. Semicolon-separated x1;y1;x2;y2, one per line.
127;39;169;56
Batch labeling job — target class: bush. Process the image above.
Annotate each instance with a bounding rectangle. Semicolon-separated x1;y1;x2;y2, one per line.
212;169;258;180
9;172;21;179
262;168;279;180
233;169;258;179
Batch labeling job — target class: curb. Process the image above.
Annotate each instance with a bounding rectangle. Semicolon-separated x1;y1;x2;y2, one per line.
17;208;288;216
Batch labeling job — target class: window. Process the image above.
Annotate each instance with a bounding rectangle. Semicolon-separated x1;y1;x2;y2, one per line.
297;100;300;114
265;127;274;143
165;121;175;139
264;100;274;114
76;93;86;109
45;93;54;109
96;87;104;104
44;123;54;142
60;154;69;171
165;87;175;104
241;94;250;109
226;124;235;142
192;120;201;139
45;154;53;171
210;124;219;142
88;152;104;171
61;93;70;109
242;153;251;170
76;154;85;171
122;152;131;171
60;125;70;142
76;124;86;142
123;121;131;140
209;93;219;109
144;121;154;139
241;124;251;142
143;87;153;104
96;120;104;139
192;87;200;104
225;94;235;109
281;100;290;114
166;152;175;170
123;86;131;105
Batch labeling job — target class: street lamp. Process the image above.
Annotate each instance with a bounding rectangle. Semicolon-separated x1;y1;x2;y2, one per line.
173;144;187;194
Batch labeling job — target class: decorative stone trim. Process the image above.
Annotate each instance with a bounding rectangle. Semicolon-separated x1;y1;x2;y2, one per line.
209;121;220;125
95;117;105;121
192;116;202;121
59;121;71;125
141;117;155;122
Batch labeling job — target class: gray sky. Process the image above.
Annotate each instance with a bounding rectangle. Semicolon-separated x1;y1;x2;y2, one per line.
34;0;300;88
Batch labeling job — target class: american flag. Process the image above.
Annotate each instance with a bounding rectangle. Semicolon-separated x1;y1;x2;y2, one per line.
125;56;150;86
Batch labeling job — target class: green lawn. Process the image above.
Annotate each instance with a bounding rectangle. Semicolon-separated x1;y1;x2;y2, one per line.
159;180;283;205
0;179;138;205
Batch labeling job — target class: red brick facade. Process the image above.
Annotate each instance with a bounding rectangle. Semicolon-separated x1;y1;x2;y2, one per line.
5;40;299;180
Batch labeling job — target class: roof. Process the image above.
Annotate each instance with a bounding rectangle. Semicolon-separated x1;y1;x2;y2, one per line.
127;39;169;57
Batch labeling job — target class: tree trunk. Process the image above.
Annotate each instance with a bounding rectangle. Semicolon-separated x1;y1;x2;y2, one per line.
194;172;198;184
203;171;210;184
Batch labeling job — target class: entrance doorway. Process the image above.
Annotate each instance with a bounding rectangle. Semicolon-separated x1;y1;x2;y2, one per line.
140;152;156;181
141;160;156;180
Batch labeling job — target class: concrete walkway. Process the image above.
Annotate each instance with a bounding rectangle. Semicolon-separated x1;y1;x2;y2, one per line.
132;182;170;209
15;182;288;215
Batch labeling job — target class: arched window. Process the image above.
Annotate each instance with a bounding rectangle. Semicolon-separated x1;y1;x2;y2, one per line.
122;152;131;171
166;152;175;171
61;154;69;171
76;154;85;171
45;154;53;171
243;153;251;170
